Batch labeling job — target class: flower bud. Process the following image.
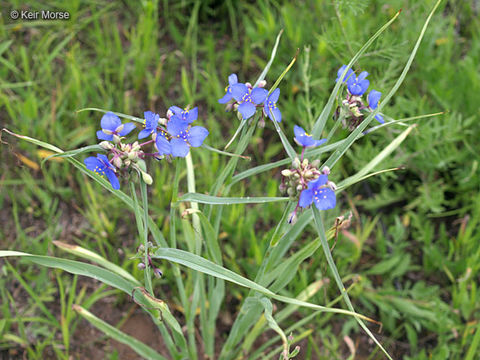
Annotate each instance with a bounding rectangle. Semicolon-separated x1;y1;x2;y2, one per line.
292;157;301;169
281;169;293;177
158;117;168;126
138;244;145;252
141;171;153;185
113;134;121;144
113;156;123;168
131;141;141;152
99;141;114;150
304;170;313;178
302;159;309;167
327;181;337;191
137;262;146;270
166;109;174;119
257;80;267;88
279;183;287;192
296;184;303;191
287;188;295;196
288;211;298;224
245;82;253;89
153;268;163;278
124;159;131;166
322;166;330;175
311;159;320;168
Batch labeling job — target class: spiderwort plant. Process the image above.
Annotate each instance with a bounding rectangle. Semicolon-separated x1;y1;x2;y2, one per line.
335;64;385;130
84;107;209;190
280;126;335;223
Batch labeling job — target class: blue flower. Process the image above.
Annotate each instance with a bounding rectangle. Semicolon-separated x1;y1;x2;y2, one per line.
299;175;336;210
167;115;209;157
263;88;282;122
168;106;198;124
231;83;268;120
293;125;327;148
84;154;120;190
138;111;159;139
367;90;384;124
155;132;172;156
218;74;238;104
96;112;136;141
336;65;354;83
347;71;370;96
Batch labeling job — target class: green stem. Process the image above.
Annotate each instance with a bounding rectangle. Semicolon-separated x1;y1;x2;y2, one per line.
140;180;153;295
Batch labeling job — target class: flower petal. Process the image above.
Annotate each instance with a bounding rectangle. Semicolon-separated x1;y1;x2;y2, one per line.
368;90;381;109
187;126;209;147
185;107;198;123
155;134;171;155
84;156;103;172
231;83;248;102
308;175;328;189
251;88;268;104
237;102;256;119
96;130;113;141
299;189;313;208
359;79;370;95
138;128;152;139
313;188;336;210
313;138;327;147
268;107;282;123
170;138;190;158
218;93;233;104
375;114;384;124
357;71;369;82
167;116;189;136
228;73;238;85
118;122;136;136
101;112;121;131
105;169;120;190
269;88;280;103
293;125;306;139
169;106;183;116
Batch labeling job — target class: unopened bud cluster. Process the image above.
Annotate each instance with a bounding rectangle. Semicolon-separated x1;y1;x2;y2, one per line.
136;242;163;278
280;157;322;198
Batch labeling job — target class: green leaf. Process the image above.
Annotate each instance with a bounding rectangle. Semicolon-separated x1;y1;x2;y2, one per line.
73;305;167;360
312;208;392;360
178;193;289;205
151;248;376;322
52;241;141;286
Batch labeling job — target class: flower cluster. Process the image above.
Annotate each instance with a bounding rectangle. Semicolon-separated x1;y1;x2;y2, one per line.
219;74;282;123
335;65;384;130
84;109;209;189
280;126;336;223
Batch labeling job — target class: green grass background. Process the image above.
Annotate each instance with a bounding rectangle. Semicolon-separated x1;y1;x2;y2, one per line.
1;0;479;359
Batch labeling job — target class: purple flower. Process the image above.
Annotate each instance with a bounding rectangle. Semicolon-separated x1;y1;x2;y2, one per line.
168;106;198;124
299;175;336;210
347;71;370;96
84;154;120;190
167;115;209;157
336;65;354;83
367;90;384;124
293;125;327;148
263;88;282;122
96;112;136;141
138;111;159;139
231;83;268;120
218;74;239;104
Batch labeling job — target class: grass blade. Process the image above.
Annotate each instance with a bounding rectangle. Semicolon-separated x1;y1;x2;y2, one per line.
179;193;289;205
72;305;167;360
